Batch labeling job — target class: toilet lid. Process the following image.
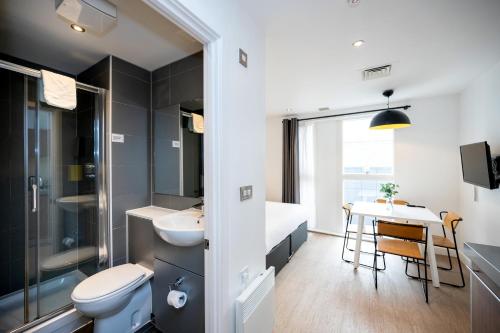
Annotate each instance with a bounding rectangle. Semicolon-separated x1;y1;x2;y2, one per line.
72;264;145;301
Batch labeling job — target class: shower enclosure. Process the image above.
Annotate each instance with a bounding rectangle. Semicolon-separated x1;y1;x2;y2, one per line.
0;60;108;332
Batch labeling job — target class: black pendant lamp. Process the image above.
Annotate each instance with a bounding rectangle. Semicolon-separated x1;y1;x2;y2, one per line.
369;90;411;130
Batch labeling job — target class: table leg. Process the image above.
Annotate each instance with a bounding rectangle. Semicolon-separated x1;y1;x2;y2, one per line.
427;226;440;287
353;215;364;269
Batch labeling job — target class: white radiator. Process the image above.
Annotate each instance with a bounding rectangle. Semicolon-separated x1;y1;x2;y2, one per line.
236;267;275;333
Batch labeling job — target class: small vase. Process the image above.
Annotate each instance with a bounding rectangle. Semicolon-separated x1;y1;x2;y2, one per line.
386;197;394;209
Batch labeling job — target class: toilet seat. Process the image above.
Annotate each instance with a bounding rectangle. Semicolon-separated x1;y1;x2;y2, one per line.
72;264;147;303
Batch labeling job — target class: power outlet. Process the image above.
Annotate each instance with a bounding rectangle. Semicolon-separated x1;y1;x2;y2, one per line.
240;266;249;288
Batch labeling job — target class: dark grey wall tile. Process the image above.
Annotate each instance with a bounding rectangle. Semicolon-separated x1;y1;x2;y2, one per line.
152;64;170;82
112;226;127;263
113;57;150;82
170;66;203;105
112;70;150;108
112;135;148;167
113;256;127;266
170;51;203;76
152;194;201;211
77;57;110;89
152;78;170;109
112;102;148;137
112;192;149;229
112;165;149;196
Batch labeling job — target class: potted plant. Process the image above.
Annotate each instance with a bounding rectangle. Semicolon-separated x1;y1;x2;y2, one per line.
380;183;399;208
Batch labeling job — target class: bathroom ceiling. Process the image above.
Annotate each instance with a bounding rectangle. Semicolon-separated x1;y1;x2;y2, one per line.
0;0;202;75
240;0;500;115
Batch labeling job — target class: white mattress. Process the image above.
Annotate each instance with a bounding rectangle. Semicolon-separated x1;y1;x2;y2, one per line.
266;201;308;254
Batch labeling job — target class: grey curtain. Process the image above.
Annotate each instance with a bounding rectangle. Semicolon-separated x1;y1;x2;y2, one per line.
282;118;300;203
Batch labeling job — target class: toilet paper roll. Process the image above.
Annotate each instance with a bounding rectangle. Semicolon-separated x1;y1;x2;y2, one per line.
167;290;187;309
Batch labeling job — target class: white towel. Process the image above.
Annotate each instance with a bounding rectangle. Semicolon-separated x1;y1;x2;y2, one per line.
192;113;204;134
40;70;77;110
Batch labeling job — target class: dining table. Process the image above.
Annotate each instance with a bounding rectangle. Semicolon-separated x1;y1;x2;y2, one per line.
350;201;443;287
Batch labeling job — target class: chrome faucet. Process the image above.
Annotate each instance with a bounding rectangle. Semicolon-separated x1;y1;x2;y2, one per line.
192;198;204;218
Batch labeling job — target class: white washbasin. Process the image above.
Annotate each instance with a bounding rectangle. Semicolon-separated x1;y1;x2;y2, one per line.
152;209;204;247
56;194;96;213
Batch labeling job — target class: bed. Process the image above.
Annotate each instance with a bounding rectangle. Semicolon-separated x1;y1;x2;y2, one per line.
266;201;308;275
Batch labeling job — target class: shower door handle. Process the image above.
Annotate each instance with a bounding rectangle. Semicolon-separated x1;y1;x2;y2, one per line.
32;184;38;213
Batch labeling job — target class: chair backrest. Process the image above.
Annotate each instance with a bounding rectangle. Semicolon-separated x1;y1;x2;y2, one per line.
377;220;425;242
442;211;462;230
342;203;352;217
375;198;409;206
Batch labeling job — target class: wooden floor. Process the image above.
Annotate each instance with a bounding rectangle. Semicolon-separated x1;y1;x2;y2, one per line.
274;233;470;333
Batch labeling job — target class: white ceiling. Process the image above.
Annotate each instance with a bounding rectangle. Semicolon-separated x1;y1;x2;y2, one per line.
251;0;500;116
0;0;202;75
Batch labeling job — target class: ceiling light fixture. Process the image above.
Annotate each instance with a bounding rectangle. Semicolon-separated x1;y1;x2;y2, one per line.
352;40;365;48
369;90;412;130
70;24;85;33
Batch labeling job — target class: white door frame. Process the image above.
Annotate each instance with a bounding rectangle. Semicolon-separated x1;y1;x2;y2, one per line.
143;1;224;332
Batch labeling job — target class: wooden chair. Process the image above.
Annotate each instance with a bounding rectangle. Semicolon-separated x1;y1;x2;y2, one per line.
407;211;465;288
341;203;385;270
373;220;429;303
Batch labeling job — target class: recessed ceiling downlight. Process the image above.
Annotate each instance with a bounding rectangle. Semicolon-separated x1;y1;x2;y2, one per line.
70;24;85;33
352;40;365;48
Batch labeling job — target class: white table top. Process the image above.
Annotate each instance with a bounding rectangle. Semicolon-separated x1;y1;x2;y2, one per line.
351;202;442;224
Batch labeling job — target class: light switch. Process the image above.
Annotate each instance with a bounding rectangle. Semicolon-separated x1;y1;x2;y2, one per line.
172;140;180;148
239;48;248;68
240;185;253;201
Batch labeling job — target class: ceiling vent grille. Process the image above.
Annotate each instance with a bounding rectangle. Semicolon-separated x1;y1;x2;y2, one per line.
362;64;392;81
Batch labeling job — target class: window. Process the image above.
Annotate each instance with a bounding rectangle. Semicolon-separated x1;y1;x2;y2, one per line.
342;117;394;206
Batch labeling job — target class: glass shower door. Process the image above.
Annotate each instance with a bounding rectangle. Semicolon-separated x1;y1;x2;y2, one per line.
0;66;107;332
32;82;102;318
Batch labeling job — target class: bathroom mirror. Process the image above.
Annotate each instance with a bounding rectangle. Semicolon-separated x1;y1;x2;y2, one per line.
153;101;204;198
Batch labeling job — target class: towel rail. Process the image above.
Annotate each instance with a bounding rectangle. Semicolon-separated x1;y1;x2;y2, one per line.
0;59;103;94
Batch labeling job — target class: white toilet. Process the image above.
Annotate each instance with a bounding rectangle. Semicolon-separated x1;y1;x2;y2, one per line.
71;263;154;333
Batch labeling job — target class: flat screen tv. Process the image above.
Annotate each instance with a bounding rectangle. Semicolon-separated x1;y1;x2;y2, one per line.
460;141;499;189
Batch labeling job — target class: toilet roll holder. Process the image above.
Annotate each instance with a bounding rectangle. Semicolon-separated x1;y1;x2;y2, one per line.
168;277;185;291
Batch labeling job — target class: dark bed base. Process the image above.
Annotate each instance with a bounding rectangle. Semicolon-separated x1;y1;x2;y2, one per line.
266;221;308;275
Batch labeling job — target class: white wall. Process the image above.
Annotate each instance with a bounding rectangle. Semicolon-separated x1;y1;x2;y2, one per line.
458;61;500;247
266;95;462;237
395;95;461;237
266;116;282;201
174;1;266;332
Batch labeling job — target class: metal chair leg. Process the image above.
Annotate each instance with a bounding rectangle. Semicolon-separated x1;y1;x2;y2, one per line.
405;248;466;288
424;258;429;303
417;260;421;281
436;247;453;270
454;248;466;288
341;230;349;261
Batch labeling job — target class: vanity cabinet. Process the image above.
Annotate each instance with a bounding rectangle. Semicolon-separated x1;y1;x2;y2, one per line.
153;259;204;333
127;215;155;270
154;232;204;277
126;208;205;333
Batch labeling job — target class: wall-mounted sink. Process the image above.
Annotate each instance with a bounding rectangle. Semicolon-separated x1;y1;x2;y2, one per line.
152;209;204;247
56;194;96;213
